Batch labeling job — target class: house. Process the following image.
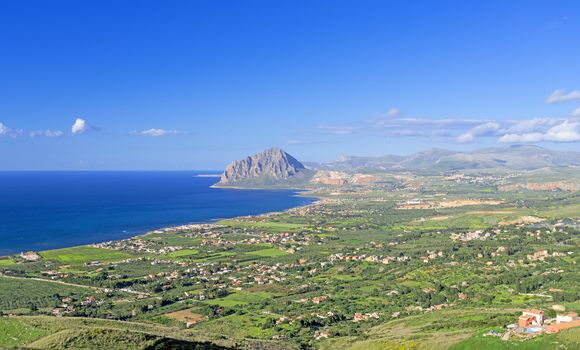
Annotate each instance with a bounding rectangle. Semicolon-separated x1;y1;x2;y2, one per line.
312;296;328;304
518;309;544;327
81;295;97;306
275;316;289;325
51;308;63;317
20;251;41;262
313;330;330;340
527;249;549;261
432;303;448;311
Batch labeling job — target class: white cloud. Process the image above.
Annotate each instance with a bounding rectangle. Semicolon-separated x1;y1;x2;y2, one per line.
499;120;580;143
506;118;562;134
385;108;400;117
544;120;580;141
0;122;23;138
323;111;487;141
30;129;64;138
455;133;475;143
317;125;356;135
316;94;580;144
132;128;187;137
546;89;580;104
71;118;88;135
373;116;482;128
455;122;501;143
498;132;544;143
286;140;308;145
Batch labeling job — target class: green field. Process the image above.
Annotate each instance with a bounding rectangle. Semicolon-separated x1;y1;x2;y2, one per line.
40;246;132;264
0;318;48;348
165;248;200;258
244;247;289;257
218;219;306;232
194;313;281;339
0;258;15;266
204;290;272;307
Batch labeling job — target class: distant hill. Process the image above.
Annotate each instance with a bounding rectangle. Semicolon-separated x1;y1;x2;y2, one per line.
216;145;580;188
308;145;580;173
216;147;314;188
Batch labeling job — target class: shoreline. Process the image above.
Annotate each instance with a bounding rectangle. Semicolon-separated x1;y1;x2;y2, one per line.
210;183;311;190
2;187;320;259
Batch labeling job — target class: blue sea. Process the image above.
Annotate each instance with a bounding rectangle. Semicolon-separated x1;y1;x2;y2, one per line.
0;172;316;256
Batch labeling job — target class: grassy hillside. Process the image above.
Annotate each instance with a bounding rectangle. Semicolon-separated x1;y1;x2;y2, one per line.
318;308;580;350
0;316;292;349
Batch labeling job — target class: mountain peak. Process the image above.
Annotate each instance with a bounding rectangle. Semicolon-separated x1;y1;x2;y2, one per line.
257;147;287;158
217;147;308;186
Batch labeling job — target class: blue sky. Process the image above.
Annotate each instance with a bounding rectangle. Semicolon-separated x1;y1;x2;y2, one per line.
0;0;579;170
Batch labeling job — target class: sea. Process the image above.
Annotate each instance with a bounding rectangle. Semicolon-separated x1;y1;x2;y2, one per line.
0;171;316;256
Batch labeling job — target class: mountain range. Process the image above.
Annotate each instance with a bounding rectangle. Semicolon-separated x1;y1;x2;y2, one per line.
217;145;580;187
307;145;580;172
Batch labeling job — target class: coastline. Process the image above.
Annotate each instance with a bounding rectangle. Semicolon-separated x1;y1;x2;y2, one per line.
210;183;311;190
128;187;321;238
126;189;321;239
3;186;320;258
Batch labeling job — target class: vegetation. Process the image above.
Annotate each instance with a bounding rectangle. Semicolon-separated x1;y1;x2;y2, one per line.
0;258;15;266
39;246;133;264
0;318;48;347
0;277;89;311
1;168;579;349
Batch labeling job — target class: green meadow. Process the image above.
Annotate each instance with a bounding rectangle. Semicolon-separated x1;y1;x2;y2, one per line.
218;219;306;232
0;318;48;348
0;258;15;266
244;247;289;257
40;246;132;264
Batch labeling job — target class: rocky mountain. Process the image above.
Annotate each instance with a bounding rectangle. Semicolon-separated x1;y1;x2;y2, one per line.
216;148;313;187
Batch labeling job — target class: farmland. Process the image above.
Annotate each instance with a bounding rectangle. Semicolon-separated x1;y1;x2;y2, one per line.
0;277;89;311
0;258;15;266
0;168;579;349
39;246;133;264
